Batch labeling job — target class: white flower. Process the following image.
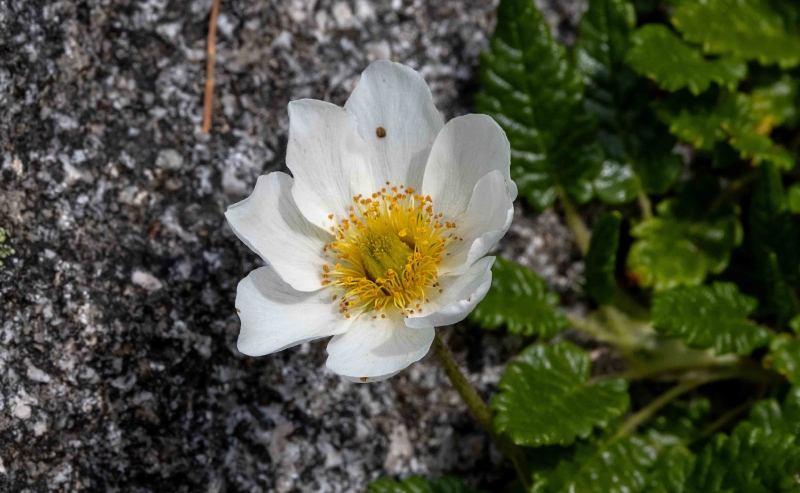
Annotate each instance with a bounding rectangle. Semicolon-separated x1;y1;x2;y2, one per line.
226;61;517;383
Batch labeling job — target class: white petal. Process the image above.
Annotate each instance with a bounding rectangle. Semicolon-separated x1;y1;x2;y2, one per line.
325;312;434;381
405;257;495;329
440;171;514;275
339;370;403;384
287;99;376;230
235;266;352;356
422;114;517;220
344;60;444;190
225;172;331;292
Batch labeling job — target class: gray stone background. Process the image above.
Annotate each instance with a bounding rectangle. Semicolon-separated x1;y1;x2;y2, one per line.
0;0;588;491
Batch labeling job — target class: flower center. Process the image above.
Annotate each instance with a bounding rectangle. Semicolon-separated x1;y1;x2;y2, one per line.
321;184;459;318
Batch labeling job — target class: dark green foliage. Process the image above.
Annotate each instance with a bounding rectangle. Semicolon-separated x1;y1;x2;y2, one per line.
367;476;482;493
469;257;568;338
646;398;712;445
585;212;622;304
652;282;771;355
576;0;681;196
749;163;800;325
789;184;800;213
492;342;629;447
531;436;658;493
661;79;798;169
627;25;747;95
626;182;743;291
671;0;800;68
765;335;800;384
476;0;603;209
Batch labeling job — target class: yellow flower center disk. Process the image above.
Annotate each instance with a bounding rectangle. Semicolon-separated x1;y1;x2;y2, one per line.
321;185;460;318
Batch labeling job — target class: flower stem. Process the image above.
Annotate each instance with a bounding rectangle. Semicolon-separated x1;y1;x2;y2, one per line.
637;190;653;221
694;400;753;443
610;368;761;443
431;335;531;489
559;193;590;256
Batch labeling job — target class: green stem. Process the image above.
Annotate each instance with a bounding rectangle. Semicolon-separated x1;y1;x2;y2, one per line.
563;312;626;348
611;369;765;442
559;192;590;256
637;190;653;221
431;335;531;489
610;288;651;321
704;171;759;219
694;400;753;442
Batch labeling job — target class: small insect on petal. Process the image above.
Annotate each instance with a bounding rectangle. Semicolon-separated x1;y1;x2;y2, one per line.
376;126;387;138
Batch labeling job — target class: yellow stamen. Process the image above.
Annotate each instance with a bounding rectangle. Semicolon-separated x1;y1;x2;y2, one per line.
320;185;456;316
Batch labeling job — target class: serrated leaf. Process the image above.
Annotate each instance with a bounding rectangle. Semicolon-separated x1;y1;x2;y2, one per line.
747;387;800;436
764;335;800;384
651;389;800;493
646;398;712;446
626;25;747;95
626;182;743;291
585;211;622;304
367;476;481;493
789;184;800;214
477;0;603;209
652;282;770;355
674;422;800;492
469;257;568;338
749;162;800;325
661;80;797;169
532;436;658;493
576;0;682;196
728;132;795;169
672;0;800;69
666;108;728;150
492;342;629;447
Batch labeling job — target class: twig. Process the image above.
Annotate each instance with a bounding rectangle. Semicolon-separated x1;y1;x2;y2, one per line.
202;0;221;134
431;335;531;489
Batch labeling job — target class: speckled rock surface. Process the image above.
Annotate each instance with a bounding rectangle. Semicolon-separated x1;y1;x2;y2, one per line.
0;0;587;491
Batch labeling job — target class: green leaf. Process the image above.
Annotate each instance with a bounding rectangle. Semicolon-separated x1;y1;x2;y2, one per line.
672;0;800;68
646;398;712;446
728;132;795;170
469;257;568;338
765;335;800;384
662;81;798;169
532;436;658;493
593;160;640;205
788;184;800;214
652;282;770;355
477;0;603;209
367;476;481;493
585;211;622;304
791;315;800;335
651;389;800;493
492;342;629;447
749;162;800;325
671;422;800;492
747;387;800;436
576;0;682;196
666;108;728;150
626;25;747;95
626;182;743;291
